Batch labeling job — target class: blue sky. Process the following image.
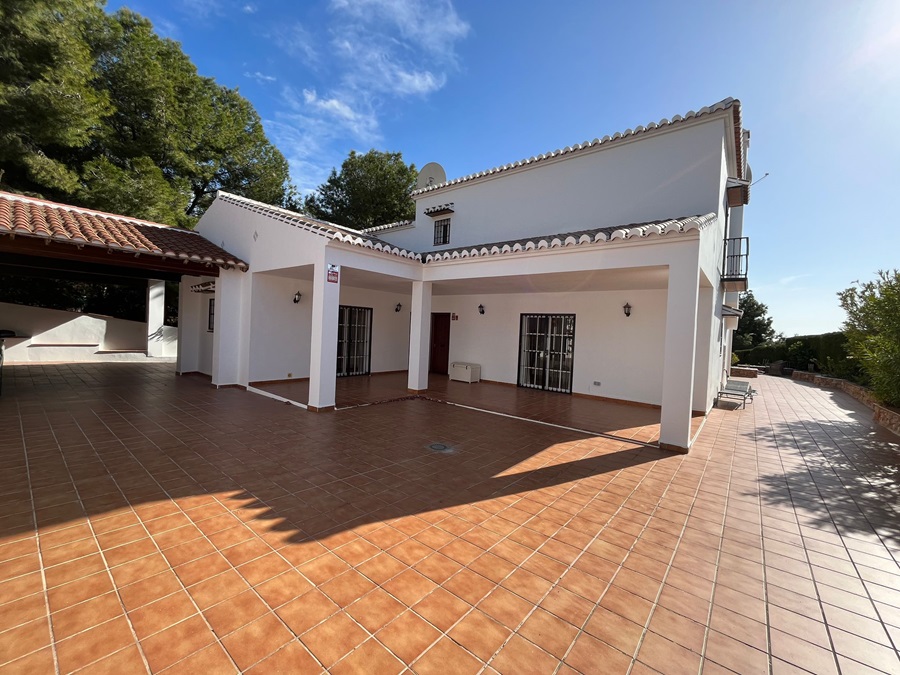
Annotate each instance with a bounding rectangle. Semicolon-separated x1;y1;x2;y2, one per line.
108;0;900;336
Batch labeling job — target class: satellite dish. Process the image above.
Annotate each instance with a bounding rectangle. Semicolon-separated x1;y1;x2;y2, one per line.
416;162;446;189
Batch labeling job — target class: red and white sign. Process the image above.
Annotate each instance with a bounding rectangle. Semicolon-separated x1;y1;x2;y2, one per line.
326;264;340;283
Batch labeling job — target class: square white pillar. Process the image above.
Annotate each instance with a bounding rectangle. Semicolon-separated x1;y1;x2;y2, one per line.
407;281;433;392
146;279;165;357
691;286;716;414
659;256;701;452
211;269;252;387
308;256;341;411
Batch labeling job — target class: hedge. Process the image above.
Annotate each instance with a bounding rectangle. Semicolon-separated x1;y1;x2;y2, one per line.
735;332;850;370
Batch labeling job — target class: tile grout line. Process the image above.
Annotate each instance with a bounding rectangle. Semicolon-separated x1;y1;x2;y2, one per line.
47;411;153;674
13;399;61;674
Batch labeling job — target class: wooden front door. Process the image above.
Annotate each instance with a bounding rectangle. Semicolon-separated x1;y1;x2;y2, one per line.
429;313;451;374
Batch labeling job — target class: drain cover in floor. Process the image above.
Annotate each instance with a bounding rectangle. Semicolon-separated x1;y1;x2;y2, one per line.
427;442;454;453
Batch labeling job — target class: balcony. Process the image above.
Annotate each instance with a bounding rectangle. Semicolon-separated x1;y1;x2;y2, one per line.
722;236;749;292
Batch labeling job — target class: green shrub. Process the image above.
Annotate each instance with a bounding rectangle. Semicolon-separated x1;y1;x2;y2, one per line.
839;270;900;406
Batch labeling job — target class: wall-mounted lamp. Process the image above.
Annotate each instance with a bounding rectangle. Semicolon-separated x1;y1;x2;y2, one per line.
293;291;302;304
478;304;485;315
395;303;402;312
623;302;632;318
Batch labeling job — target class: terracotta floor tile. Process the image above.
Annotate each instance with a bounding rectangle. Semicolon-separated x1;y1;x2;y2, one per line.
77;644;146;674
187;569;250;610
478;587;533;630
468;552;517;583
319;570;377;607
56;616;135;673
102;538;157;567
221;612;294;670
382;568;437;607
636;631;702;675
203;589;269;637
413;587;471;632
162;538;216;569
376;610;441;664
119;570;183;611
244;641;322;674
161;643;237;674
8;363;900;675
704;630;769;674
443;568;496;605
0;592;46;633
0;647;55;674
490;633;560;674
519;608;578;658
47;572;114;613
584;605;645;656
0;617;51;666
141;614;216;672
277;590;340;635
255;570;313;609
345;589;405;632
449;610;512;662
501;568;554;604
413;636;482;675
128;590;197;640
299;552;351;585
173;552;231;587
299;612;368;667
331;637;404;675
109;552;170;587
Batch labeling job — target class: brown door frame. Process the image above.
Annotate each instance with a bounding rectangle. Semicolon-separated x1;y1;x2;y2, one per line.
429;312;451;375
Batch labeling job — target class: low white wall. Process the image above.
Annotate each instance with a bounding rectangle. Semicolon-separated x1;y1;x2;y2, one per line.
0;301;176;362
246;276;411;383
432;289;668;406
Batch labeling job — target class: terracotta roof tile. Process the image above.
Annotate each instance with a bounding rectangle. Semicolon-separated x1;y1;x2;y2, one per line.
420;214;717;263
0;191;248;270
215;192;714;266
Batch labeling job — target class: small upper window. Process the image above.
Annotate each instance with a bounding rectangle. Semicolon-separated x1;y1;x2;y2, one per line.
434;218;451;246
208;298;215;332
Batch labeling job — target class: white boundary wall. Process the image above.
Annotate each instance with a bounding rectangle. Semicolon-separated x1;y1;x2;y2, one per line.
0;301;176;363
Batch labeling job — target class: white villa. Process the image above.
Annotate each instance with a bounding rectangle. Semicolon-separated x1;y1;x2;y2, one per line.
177;97;751;452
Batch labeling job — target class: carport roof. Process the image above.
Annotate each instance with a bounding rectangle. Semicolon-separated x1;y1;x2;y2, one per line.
0;191;248;272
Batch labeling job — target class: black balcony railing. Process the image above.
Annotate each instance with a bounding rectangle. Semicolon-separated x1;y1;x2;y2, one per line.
722;237;749;291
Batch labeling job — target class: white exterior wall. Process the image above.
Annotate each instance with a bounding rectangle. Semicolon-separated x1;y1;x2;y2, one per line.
432;289;667;406
0;301;176;363
246;276;411;383
382;118;730;253
177;275;216;375
339;286;411;374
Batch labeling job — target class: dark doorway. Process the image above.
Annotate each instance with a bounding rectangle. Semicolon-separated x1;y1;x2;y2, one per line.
429;313;451;374
337;306;373;377
517;313;576;393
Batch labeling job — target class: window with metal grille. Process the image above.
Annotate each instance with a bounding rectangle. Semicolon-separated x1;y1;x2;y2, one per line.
207;299;215;332
433;218;451;246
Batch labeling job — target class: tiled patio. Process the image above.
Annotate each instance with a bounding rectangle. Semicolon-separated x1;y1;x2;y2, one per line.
1;363;899;674
255;372;704;445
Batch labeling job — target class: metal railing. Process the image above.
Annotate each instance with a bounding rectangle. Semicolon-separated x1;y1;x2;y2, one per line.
723;237;749;281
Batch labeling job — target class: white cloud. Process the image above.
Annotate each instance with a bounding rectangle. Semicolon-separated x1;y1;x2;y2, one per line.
244;71;277;84
274;22;319;67
242;3;257;13
271;0;469;192
178;0;224;19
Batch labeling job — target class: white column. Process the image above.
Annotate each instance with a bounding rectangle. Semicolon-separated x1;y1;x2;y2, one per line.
407;281;432;392
146;279;165;357
691;286;716;414
308;255;340;411
659;256;701;452
211;269;252;387
176;277;197;374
